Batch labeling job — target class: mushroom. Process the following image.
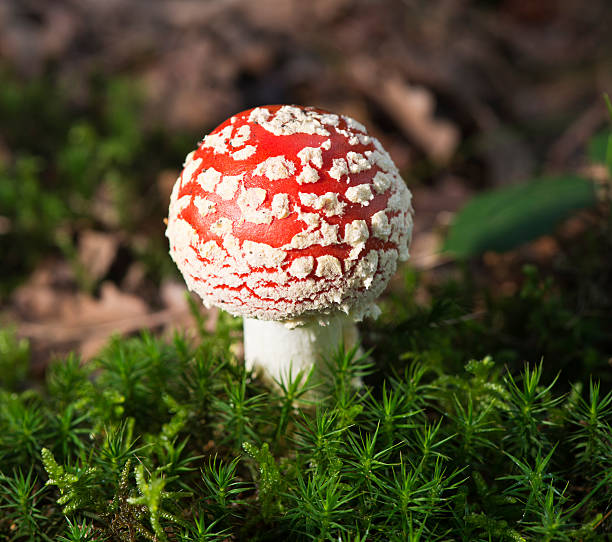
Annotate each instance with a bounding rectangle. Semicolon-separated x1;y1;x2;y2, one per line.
166;105;413;384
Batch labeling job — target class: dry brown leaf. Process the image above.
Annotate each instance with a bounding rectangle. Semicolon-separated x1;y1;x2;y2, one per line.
121;263;147;294
381;77;460;164
12;260;75;320
11;260;208;362
78;230;119;283
349;58;459;164
160;280;190;313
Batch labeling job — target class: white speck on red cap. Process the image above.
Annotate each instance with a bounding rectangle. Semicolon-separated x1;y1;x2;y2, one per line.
231;145;256;161
345;184;374;206
166;105;414;322
215;174;242;200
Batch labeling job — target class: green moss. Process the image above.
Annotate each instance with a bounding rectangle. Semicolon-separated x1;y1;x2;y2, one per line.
0;278;610;541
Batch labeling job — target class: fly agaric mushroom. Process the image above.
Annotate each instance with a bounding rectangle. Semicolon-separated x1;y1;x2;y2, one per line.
166;105;413;383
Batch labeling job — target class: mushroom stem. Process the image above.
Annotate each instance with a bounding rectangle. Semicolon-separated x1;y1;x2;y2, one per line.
243;314;359;385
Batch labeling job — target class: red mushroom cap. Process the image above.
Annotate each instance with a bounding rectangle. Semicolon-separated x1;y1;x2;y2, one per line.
166;105;413;322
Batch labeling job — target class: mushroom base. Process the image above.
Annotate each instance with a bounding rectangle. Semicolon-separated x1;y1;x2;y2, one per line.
243;315;360;386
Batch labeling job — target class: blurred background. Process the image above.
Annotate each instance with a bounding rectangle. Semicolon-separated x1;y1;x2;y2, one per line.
1;0;611;377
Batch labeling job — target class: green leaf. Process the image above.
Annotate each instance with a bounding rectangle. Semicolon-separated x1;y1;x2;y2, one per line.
604;92;612;121
603;93;612;175
607;134;612;176
588;128;612;176
443;176;597;258
587;131;610;165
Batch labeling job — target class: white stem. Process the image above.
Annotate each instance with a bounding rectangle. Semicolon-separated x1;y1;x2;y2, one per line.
243;314;359;385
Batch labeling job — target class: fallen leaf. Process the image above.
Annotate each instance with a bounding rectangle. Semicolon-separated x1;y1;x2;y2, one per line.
78;230;119;283
349;57;459;164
